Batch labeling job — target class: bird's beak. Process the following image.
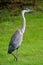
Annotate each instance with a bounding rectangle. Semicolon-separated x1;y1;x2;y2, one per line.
28;9;33;12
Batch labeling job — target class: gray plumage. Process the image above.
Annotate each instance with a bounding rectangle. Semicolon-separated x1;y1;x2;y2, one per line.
8;30;23;53
8;9;32;61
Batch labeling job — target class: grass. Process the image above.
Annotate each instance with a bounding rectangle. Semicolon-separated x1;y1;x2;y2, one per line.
0;9;43;65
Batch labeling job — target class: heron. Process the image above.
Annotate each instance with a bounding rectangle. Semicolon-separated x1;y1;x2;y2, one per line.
8;9;32;61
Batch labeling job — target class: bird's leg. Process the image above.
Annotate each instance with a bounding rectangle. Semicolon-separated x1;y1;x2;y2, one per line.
11;49;18;61
15;48;18;61
11;53;17;61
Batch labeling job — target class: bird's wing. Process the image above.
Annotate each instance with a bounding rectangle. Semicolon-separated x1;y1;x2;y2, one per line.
9;30;23;49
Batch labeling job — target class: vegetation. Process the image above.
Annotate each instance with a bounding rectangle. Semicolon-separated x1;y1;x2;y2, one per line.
0;0;43;65
0;9;43;65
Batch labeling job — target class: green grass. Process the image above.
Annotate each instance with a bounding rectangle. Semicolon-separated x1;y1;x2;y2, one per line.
0;10;43;65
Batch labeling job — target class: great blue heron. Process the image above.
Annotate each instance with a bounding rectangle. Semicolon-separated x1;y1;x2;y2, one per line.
8;9;32;61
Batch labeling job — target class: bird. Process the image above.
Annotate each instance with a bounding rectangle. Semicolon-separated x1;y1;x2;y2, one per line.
8;9;32;61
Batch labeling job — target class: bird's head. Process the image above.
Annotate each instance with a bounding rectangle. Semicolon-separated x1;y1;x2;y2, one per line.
22;9;32;14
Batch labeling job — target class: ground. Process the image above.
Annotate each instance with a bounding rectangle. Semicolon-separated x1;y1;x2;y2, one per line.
0;9;43;65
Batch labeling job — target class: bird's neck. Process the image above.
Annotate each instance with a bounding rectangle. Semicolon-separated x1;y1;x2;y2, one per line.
20;12;26;34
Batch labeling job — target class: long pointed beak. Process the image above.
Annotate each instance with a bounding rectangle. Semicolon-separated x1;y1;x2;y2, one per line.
28;9;33;12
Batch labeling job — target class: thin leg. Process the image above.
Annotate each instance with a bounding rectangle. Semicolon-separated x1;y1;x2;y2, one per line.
12;53;17;61
16;48;18;61
11;49;18;61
